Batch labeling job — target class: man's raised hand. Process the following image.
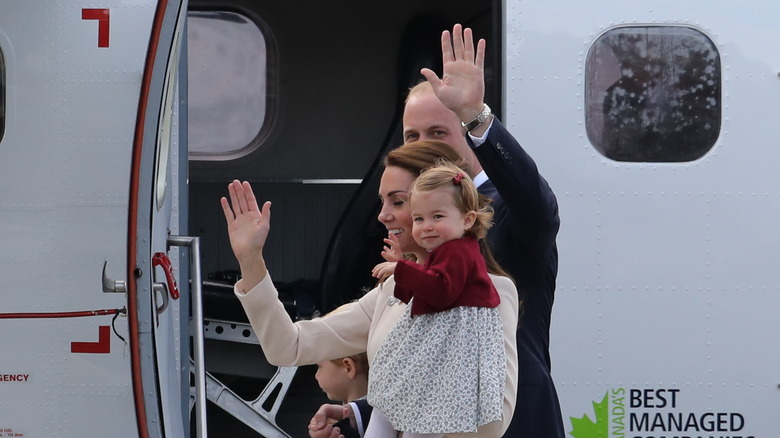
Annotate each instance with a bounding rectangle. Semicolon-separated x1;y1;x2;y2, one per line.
420;23;487;123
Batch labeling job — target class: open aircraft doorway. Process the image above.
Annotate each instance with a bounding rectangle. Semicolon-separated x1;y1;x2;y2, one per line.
186;0;500;436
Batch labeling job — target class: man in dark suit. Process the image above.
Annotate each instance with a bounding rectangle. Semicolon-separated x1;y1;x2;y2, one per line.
404;24;564;438
310;24;563;438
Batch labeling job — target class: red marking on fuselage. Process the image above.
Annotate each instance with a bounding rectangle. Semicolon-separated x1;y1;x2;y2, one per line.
71;325;111;354
82;8;110;48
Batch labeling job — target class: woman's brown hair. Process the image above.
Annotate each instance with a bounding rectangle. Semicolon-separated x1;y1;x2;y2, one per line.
384;140;472;178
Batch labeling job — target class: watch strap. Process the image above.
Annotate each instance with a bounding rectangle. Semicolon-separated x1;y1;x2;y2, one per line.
461;104;491;132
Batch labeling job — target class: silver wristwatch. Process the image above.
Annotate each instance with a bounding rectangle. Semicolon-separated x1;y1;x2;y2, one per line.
461;103;492;132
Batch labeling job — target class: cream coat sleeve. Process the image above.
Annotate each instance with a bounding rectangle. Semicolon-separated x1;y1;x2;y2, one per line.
235;273;375;366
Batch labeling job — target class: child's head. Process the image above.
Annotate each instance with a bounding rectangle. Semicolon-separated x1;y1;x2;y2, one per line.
409;161;493;251
314;352;369;403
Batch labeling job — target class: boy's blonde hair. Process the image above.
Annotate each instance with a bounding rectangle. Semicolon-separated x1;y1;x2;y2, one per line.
324;303;369;374
330;353;369;375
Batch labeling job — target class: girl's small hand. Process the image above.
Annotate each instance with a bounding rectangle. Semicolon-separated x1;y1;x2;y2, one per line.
372;231;401;278
372;261;397;279
380;232;402;262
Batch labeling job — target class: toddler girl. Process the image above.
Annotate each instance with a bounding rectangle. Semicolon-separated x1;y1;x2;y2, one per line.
367;162;508;437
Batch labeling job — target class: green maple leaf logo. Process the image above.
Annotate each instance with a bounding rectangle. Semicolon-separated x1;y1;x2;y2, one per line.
570;392;609;438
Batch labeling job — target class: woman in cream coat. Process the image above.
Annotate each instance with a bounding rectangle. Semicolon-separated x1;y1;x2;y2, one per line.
220;141;518;438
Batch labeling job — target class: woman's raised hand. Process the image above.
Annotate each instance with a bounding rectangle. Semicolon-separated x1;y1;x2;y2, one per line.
220;180;271;289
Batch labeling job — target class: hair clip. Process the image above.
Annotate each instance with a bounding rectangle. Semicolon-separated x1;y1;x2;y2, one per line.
453;173;463;185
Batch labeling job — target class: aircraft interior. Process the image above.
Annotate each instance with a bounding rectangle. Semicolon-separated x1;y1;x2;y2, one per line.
186;0;500;435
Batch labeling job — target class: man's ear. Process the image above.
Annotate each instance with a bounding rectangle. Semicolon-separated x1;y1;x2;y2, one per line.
463;211;477;231
342;358;357;379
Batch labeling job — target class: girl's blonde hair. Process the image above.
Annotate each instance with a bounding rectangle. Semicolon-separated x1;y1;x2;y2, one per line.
411;161;492;240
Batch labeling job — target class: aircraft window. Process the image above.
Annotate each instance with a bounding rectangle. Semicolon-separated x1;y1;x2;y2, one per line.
156;18;183;210
187;11;270;160
0;48;4;142
585;26;721;162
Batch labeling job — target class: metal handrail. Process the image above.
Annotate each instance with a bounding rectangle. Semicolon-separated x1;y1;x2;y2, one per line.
168;235;207;438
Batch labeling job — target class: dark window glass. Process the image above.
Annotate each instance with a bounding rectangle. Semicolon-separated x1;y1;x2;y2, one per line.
585;26;721;162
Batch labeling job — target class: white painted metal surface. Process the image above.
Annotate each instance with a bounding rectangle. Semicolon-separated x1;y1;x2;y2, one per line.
0;1;190;436
506;1;780;436
2;1;778;437
0;2;152;436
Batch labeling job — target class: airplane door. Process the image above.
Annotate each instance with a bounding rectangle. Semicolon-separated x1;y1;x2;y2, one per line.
127;0;198;436
150;11;188;438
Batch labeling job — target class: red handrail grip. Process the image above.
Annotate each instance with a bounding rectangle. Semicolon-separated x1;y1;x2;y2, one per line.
153;252;181;299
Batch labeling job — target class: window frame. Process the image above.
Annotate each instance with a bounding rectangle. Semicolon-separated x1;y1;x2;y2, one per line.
186;9;276;161
584;24;722;163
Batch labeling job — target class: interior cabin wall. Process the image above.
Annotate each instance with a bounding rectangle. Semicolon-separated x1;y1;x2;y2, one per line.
188;0;497;297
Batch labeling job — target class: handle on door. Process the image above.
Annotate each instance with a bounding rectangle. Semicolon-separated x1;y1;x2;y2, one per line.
152;252;180;300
